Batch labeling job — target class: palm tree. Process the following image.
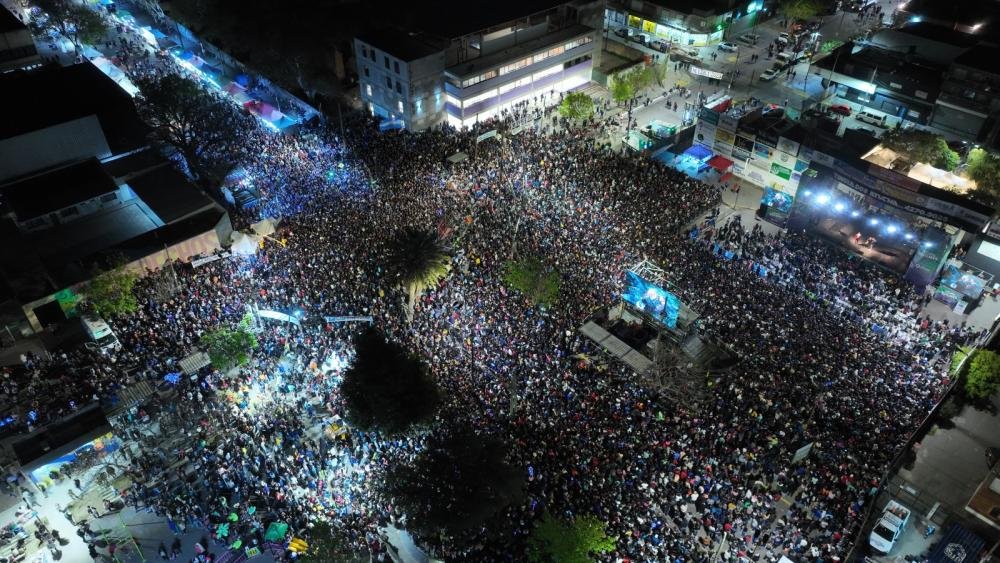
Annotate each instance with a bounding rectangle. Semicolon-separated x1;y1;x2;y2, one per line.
388;227;451;322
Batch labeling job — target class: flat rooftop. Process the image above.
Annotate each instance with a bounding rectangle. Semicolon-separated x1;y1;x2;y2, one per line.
446;24;593;79
357;29;446;61
1;159;117;220
954;45;1000;73
126;164;218;223
412;0;569;38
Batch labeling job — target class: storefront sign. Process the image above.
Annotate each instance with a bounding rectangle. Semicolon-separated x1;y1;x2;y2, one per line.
690;66;724;80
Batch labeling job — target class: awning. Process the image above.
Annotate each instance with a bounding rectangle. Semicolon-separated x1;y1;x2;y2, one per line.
708;155;734;172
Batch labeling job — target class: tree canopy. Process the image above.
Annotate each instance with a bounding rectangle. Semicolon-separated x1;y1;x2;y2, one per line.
966;148;1000;205
84;264;139;318
610;67;653;105
339;328;440;435
965;349;1000;400
881;129;959;171
558;92;595;121
35;0;107;54
386;227;451;321
504;257;560;308
201;316;258;372
133;74;255;182
779;0;821;23
380;430;525;542
528;512;617;563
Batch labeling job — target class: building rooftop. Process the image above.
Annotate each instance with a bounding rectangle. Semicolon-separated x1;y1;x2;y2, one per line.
814;43;946;99
1;159;117;220
410;0;570;38
894;22;979;48
357;29;447;62
446;24;592;78
643;0;735;16
954;45;1000;73
0;5;26;33
127;165;218;224
0;63;147;152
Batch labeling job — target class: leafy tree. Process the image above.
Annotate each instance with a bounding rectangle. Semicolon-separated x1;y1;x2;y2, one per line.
528;512;617;563
299;521;357;563
201;316;258;372
340;328;440;435
966;148;1000;202
133;74;255;182
779;0;821;26
558;92;595;121
610;67;653;135
965;350;1000;400
387;227;451;322
881;130;959;170
504;257;560;308
35;0;107;54
381;430;525;542
85;264;139;318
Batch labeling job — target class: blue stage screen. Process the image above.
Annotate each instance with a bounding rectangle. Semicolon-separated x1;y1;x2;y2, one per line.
623;271;681;328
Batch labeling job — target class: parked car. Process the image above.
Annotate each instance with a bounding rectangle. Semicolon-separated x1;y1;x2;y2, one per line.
738;32;759;44
649;40;669;53
869;501;911;555
717;41;738;52
614;28;629;39
828;104;852;116
759;68;781;81
629;33;648;45
777;32;791;44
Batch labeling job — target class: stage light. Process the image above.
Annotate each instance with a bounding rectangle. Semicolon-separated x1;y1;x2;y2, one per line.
869;218;879;225
923;242;934;248
850;210;861;218
815;193;831;205
886;225;898;234
834;202;846;212
803;190;813;196
904;233;914;240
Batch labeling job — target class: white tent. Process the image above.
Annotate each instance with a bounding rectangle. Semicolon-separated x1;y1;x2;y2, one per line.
251;218;279;237
229;231;259;255
908;162;976;193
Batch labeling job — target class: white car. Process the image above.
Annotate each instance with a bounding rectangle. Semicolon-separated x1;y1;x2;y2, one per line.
718;41;738;52
759;68;780;81
777;32;791;44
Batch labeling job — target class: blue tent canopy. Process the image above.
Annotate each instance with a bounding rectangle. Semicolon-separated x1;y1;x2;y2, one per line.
682;144;712;161
928;525;985;563
379;118;405;132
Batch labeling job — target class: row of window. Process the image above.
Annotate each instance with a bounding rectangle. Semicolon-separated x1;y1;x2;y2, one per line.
360;43;402;75
459;34;593;88
363;83;407;114
450;57;590;109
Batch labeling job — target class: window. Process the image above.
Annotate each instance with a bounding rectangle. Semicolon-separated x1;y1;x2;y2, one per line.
463;88;498;107
396;81;403;94
100;193;117;203
361;46;368;59
370;49;376;62
394;61;400;74
364;66;369;78
59;206;79;218
386;76;392;88
384;55;390;69
366;84;373;97
398;100;404;113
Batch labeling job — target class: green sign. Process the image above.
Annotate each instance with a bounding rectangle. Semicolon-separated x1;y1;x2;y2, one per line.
770;162;792;180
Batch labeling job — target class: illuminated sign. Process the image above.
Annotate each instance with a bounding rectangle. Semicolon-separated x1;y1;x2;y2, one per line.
690;66;724;79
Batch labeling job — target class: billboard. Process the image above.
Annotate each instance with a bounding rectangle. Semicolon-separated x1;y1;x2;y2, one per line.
622;271;681;328
940;264;987;299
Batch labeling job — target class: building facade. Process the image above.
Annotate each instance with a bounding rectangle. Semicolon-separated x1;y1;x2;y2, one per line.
931;46;1000;146
0;6;41;73
355;0;602;131
603;0;763;47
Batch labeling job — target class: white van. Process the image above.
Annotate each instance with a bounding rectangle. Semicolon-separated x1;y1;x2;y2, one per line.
857;110;887;127
82;316;120;352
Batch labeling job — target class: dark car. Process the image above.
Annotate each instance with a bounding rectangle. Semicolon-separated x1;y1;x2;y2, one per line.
614;28;629;39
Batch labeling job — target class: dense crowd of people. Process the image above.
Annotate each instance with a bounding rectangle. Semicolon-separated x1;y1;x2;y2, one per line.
0;2;981;562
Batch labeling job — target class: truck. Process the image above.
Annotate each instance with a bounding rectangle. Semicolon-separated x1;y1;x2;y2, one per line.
869;500;911;555
81;316;121;353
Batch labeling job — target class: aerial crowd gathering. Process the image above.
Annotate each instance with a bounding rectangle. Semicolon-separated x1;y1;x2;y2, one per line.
0;5;986;563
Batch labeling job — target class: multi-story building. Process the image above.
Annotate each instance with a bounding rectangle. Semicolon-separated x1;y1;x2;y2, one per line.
355;0;602;131
0;5;41;73
932;46;1000;146
603;0;764;48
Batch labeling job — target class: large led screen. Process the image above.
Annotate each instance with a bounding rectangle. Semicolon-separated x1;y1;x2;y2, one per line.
623;271;681;328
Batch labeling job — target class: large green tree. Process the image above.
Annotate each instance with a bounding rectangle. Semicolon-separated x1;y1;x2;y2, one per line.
966;147;1000;204
386;227;451;322
528;512;617;563
558;92;595;121
881;130;960;171
35;0;107;54
380;430;525;542
133;74;255;182
610;67;653;135
504;257;560;308
85;264;139;318
340;328;440;435
779;0;821;26
201;316;258;372
965;350;1000;400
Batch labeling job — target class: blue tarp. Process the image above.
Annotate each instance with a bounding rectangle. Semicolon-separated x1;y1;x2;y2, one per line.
928;524;985;563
